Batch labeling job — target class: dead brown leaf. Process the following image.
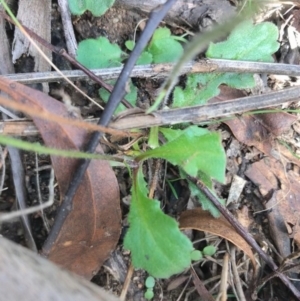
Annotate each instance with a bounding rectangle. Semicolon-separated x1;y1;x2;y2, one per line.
214;86;297;159
236;206;253;230
224;112;297;156
179;208;256;269
0;77;121;279
0;76;131;137
244;158;278;197
167;275;189;291
245;157;300;254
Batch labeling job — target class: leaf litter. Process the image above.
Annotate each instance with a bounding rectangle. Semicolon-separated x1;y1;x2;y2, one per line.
214;83;300;258
2;1;300;298
0;76;121;279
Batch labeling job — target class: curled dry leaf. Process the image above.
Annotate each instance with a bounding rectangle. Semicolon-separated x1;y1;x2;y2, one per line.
179;208;256;269
0;77;121;279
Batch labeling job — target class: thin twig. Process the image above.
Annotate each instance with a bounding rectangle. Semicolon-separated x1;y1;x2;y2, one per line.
218;253;229;301
57;0;77;57
2;84;300;136
184;174;300;300
190;264;215;301
6;142;37;252
119;263;134;301
35;153;50;233
0;146;6;197
230;245;246;301
0;168;55;222
42;0;177;252
175;275;192;301
0;11;132;109
1;115;37;251
4;59;300;84
148;159;162;199
111;85;300;130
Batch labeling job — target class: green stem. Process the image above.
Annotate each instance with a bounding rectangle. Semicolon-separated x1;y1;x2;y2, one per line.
0;134;122;162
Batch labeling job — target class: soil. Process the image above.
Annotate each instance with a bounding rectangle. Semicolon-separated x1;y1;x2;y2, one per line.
1;1;300;301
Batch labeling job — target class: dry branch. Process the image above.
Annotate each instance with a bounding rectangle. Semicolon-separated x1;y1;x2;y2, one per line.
0;84;299;137
115;0;235;29
12;0;52;92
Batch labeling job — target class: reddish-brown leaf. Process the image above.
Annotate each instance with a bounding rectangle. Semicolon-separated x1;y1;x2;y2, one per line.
179;208;256;269
0;76;121;279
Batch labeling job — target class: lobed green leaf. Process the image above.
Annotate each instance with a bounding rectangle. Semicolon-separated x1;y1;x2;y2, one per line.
76;37;124;69
173;21;279;108
126;28;184;65
68;0;115;16
124;168;194;278
206;20;279;62
148;27;183;63
140;126;226;183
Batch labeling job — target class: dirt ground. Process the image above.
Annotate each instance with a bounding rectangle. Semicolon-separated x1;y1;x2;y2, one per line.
2;0;300;300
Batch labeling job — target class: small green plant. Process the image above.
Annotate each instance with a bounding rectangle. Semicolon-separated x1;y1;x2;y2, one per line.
76;37;136;113
68;0;115;16
76;37;124;69
144;276;155;300
142;246;214;300
203;245;217;256
173;21;279;108
123;126;226;278
0;0;280;292
190;249;203;261
125;27;185;64
70;2;279;279
190;245;217;261
75;27;185;113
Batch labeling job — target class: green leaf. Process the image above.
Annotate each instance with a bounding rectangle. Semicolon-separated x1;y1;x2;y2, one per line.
144;289;154;300
138;126;226;183
99;80;137;114
124;168;194;278
173;21;279;108
76;37;123;69
147;27;183;63
206;20;279;62
158;127;226;216
173;72;255;108
145;276;155;288
68;0;87;15
190;250;203;261
203;245;217;256
68;0;115;16
148;126;160;149
125;40;135;51
137;51;153;65
160;126;209;142
126;28;183;65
